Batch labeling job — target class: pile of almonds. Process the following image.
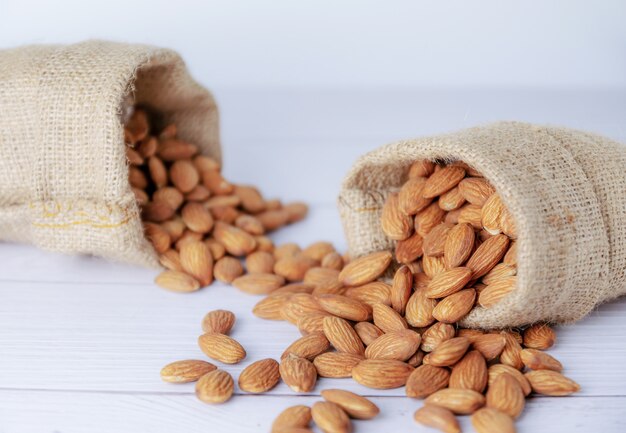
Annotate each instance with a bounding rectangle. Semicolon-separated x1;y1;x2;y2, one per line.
127;111;581;433
124;106;308;292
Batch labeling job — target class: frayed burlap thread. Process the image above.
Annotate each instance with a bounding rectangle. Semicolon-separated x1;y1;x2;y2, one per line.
338;122;626;328
0;41;220;268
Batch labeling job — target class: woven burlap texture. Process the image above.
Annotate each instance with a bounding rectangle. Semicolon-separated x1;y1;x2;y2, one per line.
338;122;626;328
0;40;220;268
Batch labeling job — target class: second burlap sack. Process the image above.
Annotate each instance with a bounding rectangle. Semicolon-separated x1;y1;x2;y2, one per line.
338;122;626;328
0;40;219;268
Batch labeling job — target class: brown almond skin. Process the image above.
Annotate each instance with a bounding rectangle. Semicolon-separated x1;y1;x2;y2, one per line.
500;332;524;370
486;373;525;419
354;322;385;346
154;270;200;293
321;389;379;420
352;359;414;389
201;309;235;334
282;294;326;325
471;408;516;433
246;251;276;274
364;330;421;361
238;358;281;393
406;364;451;398
415;202;447;237
458;177;496;206
421;322;456;352
449;350;488;393
439;186;466;211
472;334;507;360
423;165;466;198
390;265;413;315
371;303;408;333
160;360;216;383
414;405;460;433
520;348;563;372
405;288;437;328
322;316;365;355
195;369;234;404
466;234;510;279
422;223;453;257
488;364;532;396
213;256;244;283
344;282;392;307
425;388;486;415
425;267;473;299
381;192;414;240
523;323;557;349
408;159;435;178
525;370;581;396
313;352;364;378
297;312;331;335
432;288;476;323
311;401;352;433
444;223;475;268
271;405;312;433
317;295;372;322
398;177;432;215
338;251;393;287
281;333;330;361
232;273;285;295
395;232;424;264
279;355;318;393
198;333;246;364
423;337;470;367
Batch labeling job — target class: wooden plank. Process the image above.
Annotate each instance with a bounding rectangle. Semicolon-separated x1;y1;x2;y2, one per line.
0;390;623;433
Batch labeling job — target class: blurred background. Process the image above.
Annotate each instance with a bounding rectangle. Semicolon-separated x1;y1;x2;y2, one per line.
1;0;625;206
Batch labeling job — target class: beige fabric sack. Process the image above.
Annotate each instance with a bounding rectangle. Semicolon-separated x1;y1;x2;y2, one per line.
338;122;626;328
0;40;219;268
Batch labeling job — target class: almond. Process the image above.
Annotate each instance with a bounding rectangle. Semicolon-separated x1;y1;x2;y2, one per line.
202;169;233;195
422;223;453;257
185;184;210;202
322;316;365;355
160;359;216;383
195;369;234;404
443;223;475;268
449;350;488;393
213;256;244;283
423;337;470;367
279;354;318;393
481;194;505;235
246;251;276;274
274;243;302;260
235;214;265;235
201;309;235;334
364;329;421;361
415;202;447;237
482;263;517;285
144;223;171;253
258;209;290;231
238;358;281;393
157;139;198;161
302;241;336;261
371;303;408;333
432;288;476;323
317;295;371;322
321;252;345;271
311;401;352;433
405;288;437;328
486;373;525;419
297;312;332;335
458;178;495;206
181;202;214;234
478;276;516;307
525;370;580;396
465;234;510;279
413;405;460;433
234;185;265;213
232;272;285;295
313;352;364;378
500;206;518;239
159;249;183;271
398;177;432;215
271;405;312;433
422;254;447;278
282;294;326;324
390;265;413;314
275;255;318;282
522;323;556;350
420;322;456;352
354;322;385;346
169;160;199;193
405;364;450;398
520;348;563;372
213;221;257;256
425;267;473;299
471;408;516;433
321;389;379;420
472;334;507;360
395;232;424;263
500;332;524;370
284;202;309;224
408;159;435;178
154;270;200;293
282;333;330;361
424;388;485;415
198;333;246;364
338;251;393;287
457;204;483;229
423;165;466;198
381;192;413;240
179;241;213;286
351;359;414;389
439;186;466;211
253;293;291;321
488;364;532;396
344;282;392;307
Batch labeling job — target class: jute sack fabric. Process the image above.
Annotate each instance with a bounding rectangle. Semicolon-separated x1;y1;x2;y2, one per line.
338;122;626;328
0;40;219;268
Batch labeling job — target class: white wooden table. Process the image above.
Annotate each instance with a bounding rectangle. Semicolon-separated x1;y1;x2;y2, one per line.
1;89;625;432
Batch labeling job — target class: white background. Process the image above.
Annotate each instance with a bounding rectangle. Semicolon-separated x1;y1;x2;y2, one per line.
2;0;626;89
1;2;625;433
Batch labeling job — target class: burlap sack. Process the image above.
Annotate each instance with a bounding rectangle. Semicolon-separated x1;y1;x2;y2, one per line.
0;40;219;268
338;122;626;328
